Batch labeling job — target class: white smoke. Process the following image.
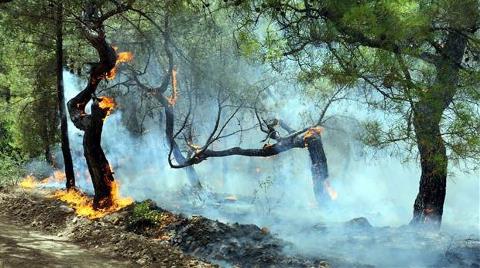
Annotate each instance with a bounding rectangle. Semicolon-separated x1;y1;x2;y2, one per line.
63;70;479;266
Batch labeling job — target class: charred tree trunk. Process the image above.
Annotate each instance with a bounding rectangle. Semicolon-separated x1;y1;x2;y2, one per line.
67;2;122;208
305;133;329;205
55;1;75;189
84;99;115;208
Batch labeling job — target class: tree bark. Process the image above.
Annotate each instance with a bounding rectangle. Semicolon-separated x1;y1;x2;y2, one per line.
411;105;447;227
84;99;115;208
55;1;75;189
305;134;329;205
410;28;468;227
67;2;120;208
164;103;203;189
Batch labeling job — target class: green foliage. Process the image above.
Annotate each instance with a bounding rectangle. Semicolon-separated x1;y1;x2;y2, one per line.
130;201;161;225
237;30;262;59
0;1;69;160
0;152;25;186
232;0;480;166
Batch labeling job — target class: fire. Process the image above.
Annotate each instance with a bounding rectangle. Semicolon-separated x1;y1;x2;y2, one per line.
188;142;202;154
19;175;37;189
106;46;134;80
98;96;116;116
19;170;133;219
51;180;133;219
323;180;338;200
304;126;323;142
40;170;66;184
167;67;179;106
20;171;67;189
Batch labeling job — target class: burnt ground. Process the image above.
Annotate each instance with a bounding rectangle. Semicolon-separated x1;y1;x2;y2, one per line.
0;186;347;268
1;186;478;268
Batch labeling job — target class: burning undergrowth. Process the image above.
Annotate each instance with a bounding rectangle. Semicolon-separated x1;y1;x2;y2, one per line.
10;170;480;267
1;185;341;267
19;171;133;219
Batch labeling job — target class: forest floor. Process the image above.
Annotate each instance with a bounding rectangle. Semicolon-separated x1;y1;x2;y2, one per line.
0;219;133;268
0;186;339;268
0;187;213;268
1;186;477;267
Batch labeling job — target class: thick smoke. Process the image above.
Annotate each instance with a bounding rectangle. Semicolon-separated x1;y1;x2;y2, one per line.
63;71;479;267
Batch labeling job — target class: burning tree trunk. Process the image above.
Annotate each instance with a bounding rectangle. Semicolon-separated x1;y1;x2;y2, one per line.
67;2;131;208
83;98;116;208
55;1;75;189
133;17;203;190
305;128;331;204
130;12;338;204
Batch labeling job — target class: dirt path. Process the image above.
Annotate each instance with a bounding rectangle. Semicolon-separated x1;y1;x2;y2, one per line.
0;219;132;268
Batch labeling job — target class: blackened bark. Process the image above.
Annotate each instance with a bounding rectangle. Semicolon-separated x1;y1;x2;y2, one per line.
84;99;114;208
67;2;120;207
305;134;329;205
55;1;75;189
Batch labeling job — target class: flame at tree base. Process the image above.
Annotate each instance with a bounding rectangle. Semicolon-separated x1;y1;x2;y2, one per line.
19;171;133;219
51;181;133;219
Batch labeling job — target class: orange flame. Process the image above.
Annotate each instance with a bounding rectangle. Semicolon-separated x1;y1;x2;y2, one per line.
19;175;37;189
304;126;323;141
51;180;133;219
20;171;67;189
324;180;338;200
98;96;116;116
19;169;133;219
106;46;134;80
168;67;179;106
40;170;66;184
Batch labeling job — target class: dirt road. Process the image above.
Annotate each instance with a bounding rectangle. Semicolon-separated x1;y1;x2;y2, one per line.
0;219;132;268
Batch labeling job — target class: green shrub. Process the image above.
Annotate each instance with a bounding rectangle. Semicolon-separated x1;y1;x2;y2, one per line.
130;201;161;225
0;152;25;186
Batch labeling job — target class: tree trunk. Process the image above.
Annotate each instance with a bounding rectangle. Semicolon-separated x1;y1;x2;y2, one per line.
67;2;119;207
55;1;75;189
84;99;115;208
305;133;329;205
163;107;203;189
186;166;202;189
410;103;448;227
410;26;469;227
44;143;54;166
